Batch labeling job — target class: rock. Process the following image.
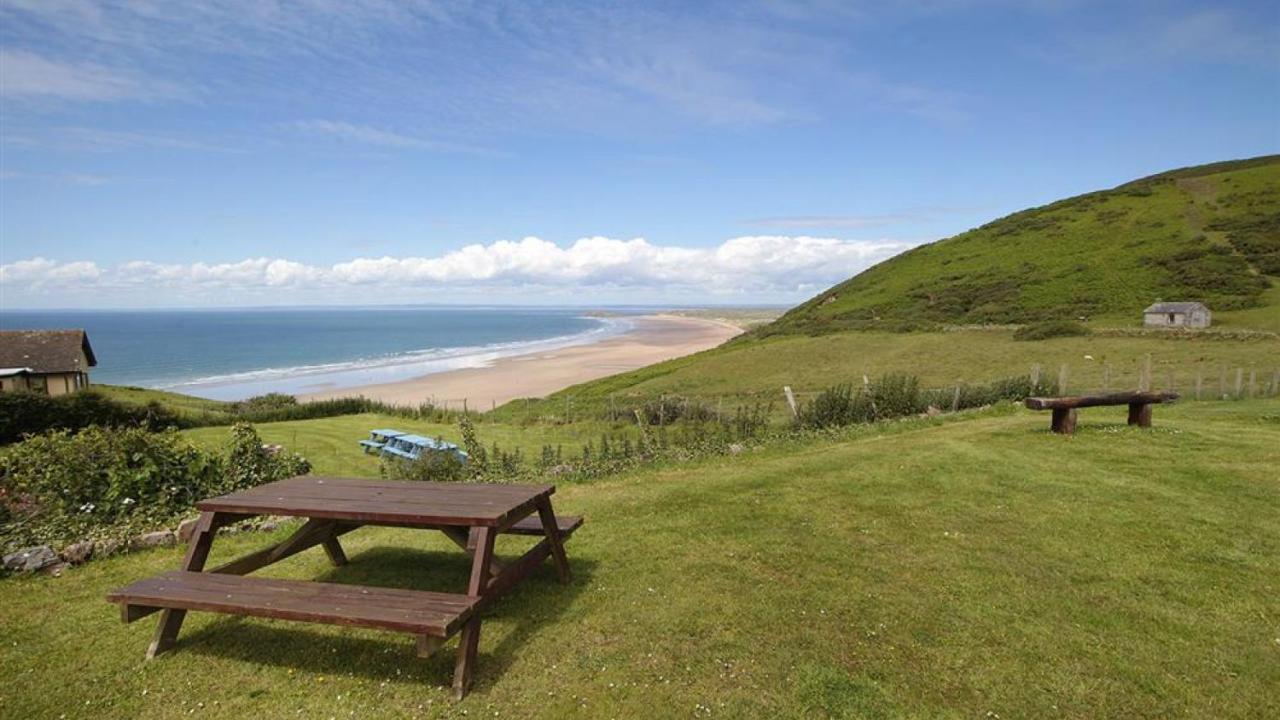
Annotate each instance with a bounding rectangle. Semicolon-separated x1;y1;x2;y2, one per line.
134;530;176;548
3;545;59;573
96;539;123;557
60;541;94;564
728;443;745;455
41;562;70;577
258;521;279;533
176;517;200;543
926;405;942;418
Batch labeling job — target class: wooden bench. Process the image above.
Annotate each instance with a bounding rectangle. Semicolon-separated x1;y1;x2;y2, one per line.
506;514;583;537
1025;391;1179;434
108;571;479;653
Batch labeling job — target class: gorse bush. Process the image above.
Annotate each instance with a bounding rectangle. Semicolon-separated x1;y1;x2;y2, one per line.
0;423;309;554
1013;320;1092;341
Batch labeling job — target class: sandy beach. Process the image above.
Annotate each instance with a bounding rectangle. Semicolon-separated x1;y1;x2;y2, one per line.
300;314;742;409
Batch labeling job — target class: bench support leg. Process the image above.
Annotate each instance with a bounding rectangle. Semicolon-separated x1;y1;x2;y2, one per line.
1050;408;1077;435
454;527;495;700
148;511;217;659
321;535;348;566
1127;402;1152;428
537;498;571;584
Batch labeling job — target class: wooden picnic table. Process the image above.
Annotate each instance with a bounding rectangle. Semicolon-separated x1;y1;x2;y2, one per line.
107;476;582;699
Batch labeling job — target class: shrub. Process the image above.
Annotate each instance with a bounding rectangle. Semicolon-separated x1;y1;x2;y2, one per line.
0;423;309;554
1013;320;1092;341
0;390;180;444
798;384;873;429
381;444;466;483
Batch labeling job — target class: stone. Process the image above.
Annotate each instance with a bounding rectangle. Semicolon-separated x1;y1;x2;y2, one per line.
728;443;745;455
41;562;70;577
134;530;176;548
3;545;59;573
176;517;201;543
926;405;942;418
258;521;279;533
96;539;123;557
60;541;94;564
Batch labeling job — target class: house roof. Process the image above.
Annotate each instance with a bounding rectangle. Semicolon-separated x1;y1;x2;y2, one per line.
0;367;33;378
1143;301;1208;314
0;330;97;373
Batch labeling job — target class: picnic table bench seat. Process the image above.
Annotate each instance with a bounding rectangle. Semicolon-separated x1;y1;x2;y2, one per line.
108;571;479;639
506;514;582;537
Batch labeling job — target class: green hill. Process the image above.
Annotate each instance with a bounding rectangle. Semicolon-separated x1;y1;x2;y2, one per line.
761;155;1280;336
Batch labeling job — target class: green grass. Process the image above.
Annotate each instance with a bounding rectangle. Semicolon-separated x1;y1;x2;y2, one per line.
183;413;633;476
762;155;1279;335
4;400;1277;718
513;327;1280;416
93;385;232;418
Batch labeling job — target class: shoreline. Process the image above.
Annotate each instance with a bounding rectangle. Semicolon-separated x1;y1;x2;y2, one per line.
299;314;742;409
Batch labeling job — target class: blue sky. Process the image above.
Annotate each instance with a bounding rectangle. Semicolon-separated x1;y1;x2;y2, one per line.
1;0;1277;308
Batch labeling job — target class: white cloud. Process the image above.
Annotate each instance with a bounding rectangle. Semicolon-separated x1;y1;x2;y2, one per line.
0;48;162;101
0;235;912;305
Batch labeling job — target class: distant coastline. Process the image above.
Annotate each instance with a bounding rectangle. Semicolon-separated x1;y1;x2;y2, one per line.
299;314;743;409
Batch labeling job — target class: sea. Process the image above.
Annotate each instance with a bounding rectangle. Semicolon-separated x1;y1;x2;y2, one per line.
0;307;632;401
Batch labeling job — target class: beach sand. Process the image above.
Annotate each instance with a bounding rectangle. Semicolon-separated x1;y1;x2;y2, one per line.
299;314;742;409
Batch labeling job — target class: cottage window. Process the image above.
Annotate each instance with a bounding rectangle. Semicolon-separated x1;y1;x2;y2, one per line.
1168;313;1176;323
30;376;47;394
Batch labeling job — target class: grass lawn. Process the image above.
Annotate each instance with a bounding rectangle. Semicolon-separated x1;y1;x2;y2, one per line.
3;400;1277;718
183;413;632;477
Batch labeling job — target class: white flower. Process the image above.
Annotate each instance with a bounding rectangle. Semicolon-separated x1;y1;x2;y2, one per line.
79;502;96;513
122;497;136;506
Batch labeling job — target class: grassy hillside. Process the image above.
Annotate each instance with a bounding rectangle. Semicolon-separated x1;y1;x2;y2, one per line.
509;327;1280;419
5;401;1277;718
763;156;1280;335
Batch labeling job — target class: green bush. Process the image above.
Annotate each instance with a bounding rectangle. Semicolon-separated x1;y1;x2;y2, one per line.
1013;320;1092;341
380;445;467;483
0;390;180;444
799;374;1046;430
0;423;309;553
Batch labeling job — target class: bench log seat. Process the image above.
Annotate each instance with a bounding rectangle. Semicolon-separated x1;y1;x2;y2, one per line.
1025;391;1178;434
108;571;479;638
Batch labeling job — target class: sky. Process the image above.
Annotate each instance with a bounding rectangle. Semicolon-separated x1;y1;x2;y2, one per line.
1;0;1277;309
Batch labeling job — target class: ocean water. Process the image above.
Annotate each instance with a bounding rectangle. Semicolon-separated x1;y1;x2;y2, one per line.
0;307;627;400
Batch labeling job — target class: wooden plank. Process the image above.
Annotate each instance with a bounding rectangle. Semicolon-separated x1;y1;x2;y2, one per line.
505;514;583;537
537;498;571;584
454;527;495;700
197;477;554;527
109;571;478;636
209;521;357;576
146;511;217;659
1025;391;1178;410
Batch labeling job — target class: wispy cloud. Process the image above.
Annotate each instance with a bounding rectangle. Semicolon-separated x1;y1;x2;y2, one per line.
289;121;504;157
0;48;145;101
1;235;913;304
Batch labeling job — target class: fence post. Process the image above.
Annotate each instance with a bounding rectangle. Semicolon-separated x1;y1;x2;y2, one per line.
1141;354;1152;392
1166;368;1175;394
1273;369;1280;397
951;385;962;412
1030;364;1041;389
1219;366;1227;399
1248;368;1257;398
783;386;798;418
1234;368;1243;399
1057;364;1069;397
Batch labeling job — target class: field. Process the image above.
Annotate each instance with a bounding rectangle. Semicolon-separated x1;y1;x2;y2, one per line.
515;327;1280;417
4;400;1277;719
183;414;627;477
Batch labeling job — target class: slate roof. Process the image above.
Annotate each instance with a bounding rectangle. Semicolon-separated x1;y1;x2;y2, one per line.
1143;302;1208;314
0;330;97;373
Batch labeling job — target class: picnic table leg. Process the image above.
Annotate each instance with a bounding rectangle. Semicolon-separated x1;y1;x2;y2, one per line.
454;526;494;699
1127;402;1152;428
147;511;218;659
536;498;571;584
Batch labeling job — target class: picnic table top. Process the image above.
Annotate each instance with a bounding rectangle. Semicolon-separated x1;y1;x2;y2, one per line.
197;475;553;527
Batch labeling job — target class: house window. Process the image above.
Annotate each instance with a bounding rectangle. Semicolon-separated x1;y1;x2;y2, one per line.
30;376;47;394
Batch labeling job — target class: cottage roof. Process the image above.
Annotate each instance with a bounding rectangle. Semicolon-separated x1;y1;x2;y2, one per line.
1143;301;1208;314
0;330;97;373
